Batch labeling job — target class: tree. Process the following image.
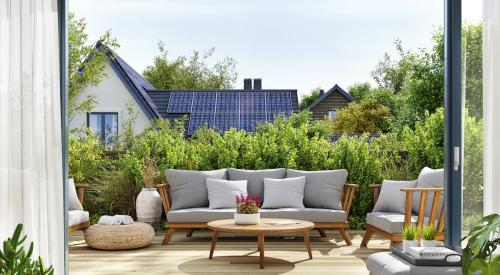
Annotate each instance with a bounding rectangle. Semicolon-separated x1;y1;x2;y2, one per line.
332;99;391;133
299;88;321;110
348;82;372;101
68;13;119;122
143;41;237;89
371;39;411;94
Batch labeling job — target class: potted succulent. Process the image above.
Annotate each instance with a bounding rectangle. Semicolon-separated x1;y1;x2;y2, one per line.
136;156;162;223
419;225;436;247
401;224;418;253
234;194;261;225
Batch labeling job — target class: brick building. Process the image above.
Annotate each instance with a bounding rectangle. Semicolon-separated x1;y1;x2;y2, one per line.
306;84;355;120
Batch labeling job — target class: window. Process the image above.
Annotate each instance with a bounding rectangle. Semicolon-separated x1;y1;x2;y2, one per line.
328;110;337;120
87;112;118;146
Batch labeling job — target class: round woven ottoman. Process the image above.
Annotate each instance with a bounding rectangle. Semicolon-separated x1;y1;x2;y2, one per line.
84;222;155;250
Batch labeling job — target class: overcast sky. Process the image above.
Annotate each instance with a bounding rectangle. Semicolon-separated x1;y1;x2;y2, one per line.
70;0;482;98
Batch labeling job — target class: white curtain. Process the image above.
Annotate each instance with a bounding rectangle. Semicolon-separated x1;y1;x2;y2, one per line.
483;0;500;215
0;0;64;274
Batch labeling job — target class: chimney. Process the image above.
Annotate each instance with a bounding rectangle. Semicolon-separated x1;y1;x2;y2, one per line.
319;89;325;96
253;78;262;90
244;78;252;90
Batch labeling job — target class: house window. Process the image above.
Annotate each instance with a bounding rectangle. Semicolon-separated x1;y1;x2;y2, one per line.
87;112;118;146
328;110;337;120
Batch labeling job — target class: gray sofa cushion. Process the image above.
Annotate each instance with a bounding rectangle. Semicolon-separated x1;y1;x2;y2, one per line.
68;210;89;227
166;169;227;210
373;180;417;214
286;169;348;210
167;207;347;223
412;167;444;216
366;212;434;233
367;252;461;275
227;168;286;198
68;178;83;211
206;178;247;209
261;177;306;209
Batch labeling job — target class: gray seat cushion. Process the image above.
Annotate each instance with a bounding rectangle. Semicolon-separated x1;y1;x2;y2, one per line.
68;210;89;227
227;168;286;198
413;167;444;216
287;169;348;210
167;208;347;223
367;252;461;275
366;212;434;234
166;169;227;210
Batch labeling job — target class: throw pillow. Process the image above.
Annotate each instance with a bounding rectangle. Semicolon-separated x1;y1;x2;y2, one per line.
372;180;417;213
412;167;444;216
206;178;247;209
68;178;83;211
227;168;286;198
261;176;306;209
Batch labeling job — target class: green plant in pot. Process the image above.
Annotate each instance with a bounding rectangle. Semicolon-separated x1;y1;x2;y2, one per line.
0;224;54;274
234;194;261;225
419;225;437;247
136;156;162;223
401;224;418;253
462;213;500;275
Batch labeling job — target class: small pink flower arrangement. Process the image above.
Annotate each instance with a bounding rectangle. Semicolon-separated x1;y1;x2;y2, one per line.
235;194;261;214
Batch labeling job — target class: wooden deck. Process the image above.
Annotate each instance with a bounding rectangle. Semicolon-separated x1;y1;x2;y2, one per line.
69;229;389;274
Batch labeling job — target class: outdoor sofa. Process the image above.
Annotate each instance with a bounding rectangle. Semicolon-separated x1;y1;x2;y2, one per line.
156;168;358;245
68;178;90;233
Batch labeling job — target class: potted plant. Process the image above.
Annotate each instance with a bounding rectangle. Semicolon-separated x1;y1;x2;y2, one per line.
234;194;261;225
401;224;418;253
136;156;162;223
419;225;436;247
462;213;500;275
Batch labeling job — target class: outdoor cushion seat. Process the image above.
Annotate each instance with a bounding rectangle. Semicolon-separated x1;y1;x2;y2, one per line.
366;212;434;233
69;210;89;228
366;252;461;275
167;208;347;223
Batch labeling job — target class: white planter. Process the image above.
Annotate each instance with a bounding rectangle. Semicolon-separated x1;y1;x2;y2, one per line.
402;240;419;253
420;240;436;247
234;213;260;225
136;188;162;223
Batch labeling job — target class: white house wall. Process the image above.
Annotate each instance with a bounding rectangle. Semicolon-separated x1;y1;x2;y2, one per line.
69;63;152;135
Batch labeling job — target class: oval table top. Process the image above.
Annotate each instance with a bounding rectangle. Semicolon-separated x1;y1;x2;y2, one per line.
207;218;314;233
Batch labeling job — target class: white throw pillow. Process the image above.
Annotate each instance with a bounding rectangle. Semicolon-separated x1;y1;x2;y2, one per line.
68;178;83;211
412;167;444;216
206;178;247;209
261;176;306;209
372;180;417;213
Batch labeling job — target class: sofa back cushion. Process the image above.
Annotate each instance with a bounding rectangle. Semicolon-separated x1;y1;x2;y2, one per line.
68;178;83;211
412;167;444;216
261;177;306;209
166;169;227;210
286;169;348;210
373;180;417;213
227;168;286;198
206;178;247;209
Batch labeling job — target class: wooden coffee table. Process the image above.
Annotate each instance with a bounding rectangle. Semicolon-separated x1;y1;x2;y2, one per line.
207;218;315;269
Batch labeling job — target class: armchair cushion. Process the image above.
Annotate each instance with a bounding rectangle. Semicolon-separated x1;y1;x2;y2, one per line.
413;167;444;216
261;177;306;209
286;169;348;210
227;168;286;198
206;178;247;209
68;178;83;211
166;169;227;210
366;212;434;233
68;210;89;227
373;180;417;213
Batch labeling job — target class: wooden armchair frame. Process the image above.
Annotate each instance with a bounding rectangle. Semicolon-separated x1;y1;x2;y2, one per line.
68;183;90;233
360;184;445;247
157;183;358;245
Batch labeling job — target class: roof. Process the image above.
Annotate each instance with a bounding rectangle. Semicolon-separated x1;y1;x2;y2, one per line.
306;84;356;111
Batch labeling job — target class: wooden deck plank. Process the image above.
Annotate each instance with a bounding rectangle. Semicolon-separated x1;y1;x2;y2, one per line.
69;229;389;275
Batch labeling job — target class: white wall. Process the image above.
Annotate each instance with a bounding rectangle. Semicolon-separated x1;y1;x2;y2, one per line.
69;63;152;135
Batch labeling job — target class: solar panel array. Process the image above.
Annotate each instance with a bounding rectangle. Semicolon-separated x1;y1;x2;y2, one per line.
166;91;294;135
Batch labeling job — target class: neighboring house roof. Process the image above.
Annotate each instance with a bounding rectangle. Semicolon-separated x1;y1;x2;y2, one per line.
306;84;356;111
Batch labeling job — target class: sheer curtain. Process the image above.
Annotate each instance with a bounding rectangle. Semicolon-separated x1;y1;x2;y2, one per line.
483;0;500;215
0;0;64;273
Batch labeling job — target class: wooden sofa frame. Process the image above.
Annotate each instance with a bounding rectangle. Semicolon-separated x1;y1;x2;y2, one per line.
68;183;90;233
360;184;445;247
157;183;358;245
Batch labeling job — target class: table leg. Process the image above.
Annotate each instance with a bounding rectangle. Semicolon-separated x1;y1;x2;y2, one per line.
258;232;265;269
303;230;312;259
209;230;219;259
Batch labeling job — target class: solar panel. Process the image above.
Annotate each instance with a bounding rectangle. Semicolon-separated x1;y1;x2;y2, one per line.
188;113;215;134
167;92;193;113
192;92;216;113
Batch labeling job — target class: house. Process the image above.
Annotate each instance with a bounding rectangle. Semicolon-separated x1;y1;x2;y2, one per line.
306;84;356;120
69;45;299;142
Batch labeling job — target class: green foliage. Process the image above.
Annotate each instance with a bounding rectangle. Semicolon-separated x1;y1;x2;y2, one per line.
332;99;391;133
299;88;321;110
419;225;437;240
462;22;483;119
0;224;54;275
143;41;237;89
462;214;500;275
68;13;119;122
68;131;106;183
463;112;484;215
401;225;417;240
348;82;372;101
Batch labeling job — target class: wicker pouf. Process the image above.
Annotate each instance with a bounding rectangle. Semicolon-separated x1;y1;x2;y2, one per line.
84;222;155;250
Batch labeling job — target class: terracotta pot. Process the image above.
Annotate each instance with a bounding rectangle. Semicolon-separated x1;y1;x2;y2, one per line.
234;213;260;225
136;188;162;223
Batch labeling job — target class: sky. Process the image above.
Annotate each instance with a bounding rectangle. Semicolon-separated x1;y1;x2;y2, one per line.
70;0;482;99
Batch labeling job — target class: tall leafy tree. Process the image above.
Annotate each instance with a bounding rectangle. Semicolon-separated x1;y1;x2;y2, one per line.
299;88;321;110
143;41;237;89
68;13;119;122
